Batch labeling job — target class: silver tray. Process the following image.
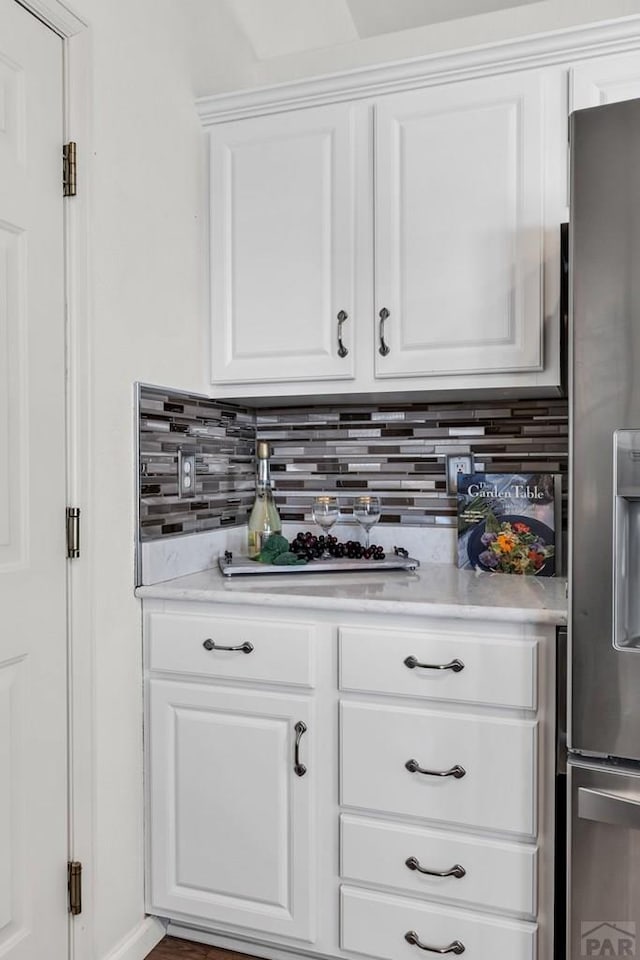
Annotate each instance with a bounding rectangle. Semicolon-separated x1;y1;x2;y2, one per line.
218;552;419;577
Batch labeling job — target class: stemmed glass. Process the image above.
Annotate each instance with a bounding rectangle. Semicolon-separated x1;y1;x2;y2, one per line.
353;495;381;548
312;495;340;537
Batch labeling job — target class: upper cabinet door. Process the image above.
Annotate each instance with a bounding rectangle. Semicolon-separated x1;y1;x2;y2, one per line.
570;51;640;111
209;103;359;384
374;71;546;380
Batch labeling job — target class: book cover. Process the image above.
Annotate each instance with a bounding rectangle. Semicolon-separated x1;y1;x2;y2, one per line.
457;473;559;576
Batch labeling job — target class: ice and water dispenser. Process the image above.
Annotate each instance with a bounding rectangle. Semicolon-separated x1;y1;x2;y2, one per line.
614;430;640;648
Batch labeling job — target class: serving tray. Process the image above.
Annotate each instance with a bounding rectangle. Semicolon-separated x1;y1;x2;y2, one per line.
218;552;420;577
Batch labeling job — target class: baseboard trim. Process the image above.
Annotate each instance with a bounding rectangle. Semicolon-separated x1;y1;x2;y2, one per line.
101;916;167;960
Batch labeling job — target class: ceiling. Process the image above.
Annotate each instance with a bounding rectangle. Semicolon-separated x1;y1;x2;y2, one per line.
223;0;544;60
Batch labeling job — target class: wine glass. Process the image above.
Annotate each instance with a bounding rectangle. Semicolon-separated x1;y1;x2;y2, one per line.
353;495;381;548
312;495;340;538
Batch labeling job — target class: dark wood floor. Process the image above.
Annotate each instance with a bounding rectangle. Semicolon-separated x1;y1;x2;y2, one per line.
146;936;263;960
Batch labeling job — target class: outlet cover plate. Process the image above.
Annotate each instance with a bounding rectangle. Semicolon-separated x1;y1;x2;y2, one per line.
446;454;473;495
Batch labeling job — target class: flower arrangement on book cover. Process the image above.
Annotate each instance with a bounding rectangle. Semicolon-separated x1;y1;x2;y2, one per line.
457;473;558;576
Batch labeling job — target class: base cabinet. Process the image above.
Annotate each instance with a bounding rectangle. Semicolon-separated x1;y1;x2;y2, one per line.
144;600;556;960
147;678;315;941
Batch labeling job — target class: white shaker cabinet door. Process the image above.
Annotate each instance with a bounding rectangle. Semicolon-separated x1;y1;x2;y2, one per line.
374;70;547;379
147;679;315;941
208;102;360;384
570;51;640;110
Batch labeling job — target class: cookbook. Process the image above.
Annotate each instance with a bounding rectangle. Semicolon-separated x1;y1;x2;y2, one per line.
457;472;560;576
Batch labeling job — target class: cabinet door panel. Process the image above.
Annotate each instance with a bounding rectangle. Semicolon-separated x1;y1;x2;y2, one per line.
571;52;640;110
148;680;314;941
209;103;359;384
375;71;545;378
341;701;537;837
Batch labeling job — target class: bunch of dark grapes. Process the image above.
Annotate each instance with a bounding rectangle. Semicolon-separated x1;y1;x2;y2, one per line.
290;531;385;561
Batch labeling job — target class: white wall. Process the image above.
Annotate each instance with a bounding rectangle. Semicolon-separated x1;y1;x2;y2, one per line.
66;1;208;957
187;0;640;95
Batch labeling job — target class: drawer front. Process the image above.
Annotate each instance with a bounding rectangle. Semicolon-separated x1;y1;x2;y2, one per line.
341;701;537;836
341;886;536;960
341;814;537;918
147;613;315;687
339;626;537;709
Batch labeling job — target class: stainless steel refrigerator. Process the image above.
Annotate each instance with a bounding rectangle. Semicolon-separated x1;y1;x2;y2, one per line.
569;97;640;959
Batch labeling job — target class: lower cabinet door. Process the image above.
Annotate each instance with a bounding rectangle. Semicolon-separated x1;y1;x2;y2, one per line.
147;679;315;941
341;886;537;960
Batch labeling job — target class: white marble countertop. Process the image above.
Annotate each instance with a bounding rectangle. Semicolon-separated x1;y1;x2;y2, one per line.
136;563;567;624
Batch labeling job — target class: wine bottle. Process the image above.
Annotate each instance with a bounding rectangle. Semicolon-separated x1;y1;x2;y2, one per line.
247;441;282;558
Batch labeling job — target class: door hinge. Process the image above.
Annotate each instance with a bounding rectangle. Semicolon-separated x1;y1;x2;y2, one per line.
68;861;82;915
66;507;80;559
63;141;77;197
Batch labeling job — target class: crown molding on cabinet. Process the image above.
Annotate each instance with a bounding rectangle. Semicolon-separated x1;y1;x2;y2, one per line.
197;15;640;124
17;0;87;37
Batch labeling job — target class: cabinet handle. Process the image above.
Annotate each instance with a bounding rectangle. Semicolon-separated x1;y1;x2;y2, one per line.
405;759;466;779
404;655;464;673
405;931;465;954
378;307;390;356
294;720;307;777
337;310;349;358
202;639;254;654
405;857;466;879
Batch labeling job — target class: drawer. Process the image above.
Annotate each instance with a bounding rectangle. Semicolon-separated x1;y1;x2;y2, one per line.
339;626;537;709
147;612;315;687
341;886;536;960
340;701;537;837
341;814;537;918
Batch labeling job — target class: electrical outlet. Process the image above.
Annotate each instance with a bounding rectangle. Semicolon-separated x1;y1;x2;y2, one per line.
446;453;473;495
178;447;196;499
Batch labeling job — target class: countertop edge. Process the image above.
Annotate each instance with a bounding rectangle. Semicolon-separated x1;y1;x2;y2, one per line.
134;582;567;625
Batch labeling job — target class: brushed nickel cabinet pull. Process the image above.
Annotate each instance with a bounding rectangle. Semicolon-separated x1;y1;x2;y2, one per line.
202;639;254;654
405;931;465;954
405;856;466;879
294;720;307;777
337;310;349;358
378;307;390;356
405;759;466;779
404;656;464;673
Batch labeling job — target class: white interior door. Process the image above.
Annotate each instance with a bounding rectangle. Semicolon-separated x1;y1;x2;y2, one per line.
0;2;67;958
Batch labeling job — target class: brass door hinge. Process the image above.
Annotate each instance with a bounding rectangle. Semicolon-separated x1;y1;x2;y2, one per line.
63;142;77;197
68;861;82;915
66;507;80;559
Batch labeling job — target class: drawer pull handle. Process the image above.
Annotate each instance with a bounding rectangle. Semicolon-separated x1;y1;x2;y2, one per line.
405;759;466;779
202;639;254;654
405;857;466;879
404;656;464;673
337;310;349;358
405;931;465;955
294;720;307;777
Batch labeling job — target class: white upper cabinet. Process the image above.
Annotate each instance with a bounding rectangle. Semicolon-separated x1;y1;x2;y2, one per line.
201;51;570;398
374;72;546;379
208;102;359;384
571;51;640;111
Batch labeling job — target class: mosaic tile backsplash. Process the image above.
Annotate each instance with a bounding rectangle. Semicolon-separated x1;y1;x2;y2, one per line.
138;385;255;541
138;385;568;541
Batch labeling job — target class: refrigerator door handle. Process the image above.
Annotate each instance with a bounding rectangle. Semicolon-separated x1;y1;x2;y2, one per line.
578;786;640;829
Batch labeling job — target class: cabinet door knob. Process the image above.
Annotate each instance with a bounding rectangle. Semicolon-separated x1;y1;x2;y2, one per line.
202;639;254;654
294;720;307;777
405;931;465;954
405;759;466;779
404;655;464;673
378;307;391;356
405;857;466;879
337;310;349;358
